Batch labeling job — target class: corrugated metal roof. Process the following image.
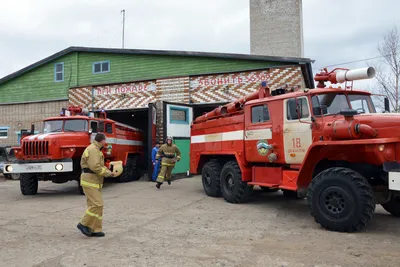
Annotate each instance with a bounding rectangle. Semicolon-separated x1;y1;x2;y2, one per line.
0;46;314;86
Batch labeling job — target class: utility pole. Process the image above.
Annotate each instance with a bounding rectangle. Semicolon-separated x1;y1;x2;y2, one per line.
121;9;125;49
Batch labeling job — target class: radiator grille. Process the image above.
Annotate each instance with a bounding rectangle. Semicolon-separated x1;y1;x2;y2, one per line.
23;141;49;158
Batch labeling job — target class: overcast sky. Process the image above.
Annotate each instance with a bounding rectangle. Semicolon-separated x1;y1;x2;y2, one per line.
1;0;399;89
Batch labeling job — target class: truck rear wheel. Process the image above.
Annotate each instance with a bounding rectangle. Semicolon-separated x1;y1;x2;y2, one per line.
381;197;400;217
202;159;222;197
118;156;140;183
9;173;21;180
307;167;375;232
20;173;38;195
220;161;253;203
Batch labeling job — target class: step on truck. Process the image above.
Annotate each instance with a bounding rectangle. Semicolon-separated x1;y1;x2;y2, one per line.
3;107;144;195
190;67;400;232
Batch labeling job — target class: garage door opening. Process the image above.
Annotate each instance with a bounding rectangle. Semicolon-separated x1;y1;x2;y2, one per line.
106;108;149;177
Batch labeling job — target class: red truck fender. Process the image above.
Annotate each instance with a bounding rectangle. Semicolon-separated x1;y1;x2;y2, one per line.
297;137;400;190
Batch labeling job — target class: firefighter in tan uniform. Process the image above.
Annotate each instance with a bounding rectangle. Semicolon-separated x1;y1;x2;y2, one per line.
155;136;181;189
77;133;113;237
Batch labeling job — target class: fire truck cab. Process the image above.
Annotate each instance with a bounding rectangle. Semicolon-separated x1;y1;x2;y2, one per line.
191;67;400;232
3;107;144;195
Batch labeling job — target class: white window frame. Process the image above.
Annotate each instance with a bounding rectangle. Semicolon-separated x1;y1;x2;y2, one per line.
0;127;10;139
54;62;64;82
92;60;110;74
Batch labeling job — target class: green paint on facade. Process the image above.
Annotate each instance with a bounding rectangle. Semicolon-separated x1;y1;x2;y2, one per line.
0;48;307;104
0;53;77;103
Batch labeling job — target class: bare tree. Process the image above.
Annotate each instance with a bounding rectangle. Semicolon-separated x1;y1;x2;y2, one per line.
374;26;400;112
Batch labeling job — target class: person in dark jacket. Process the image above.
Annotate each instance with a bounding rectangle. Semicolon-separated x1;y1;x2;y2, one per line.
151;141;161;182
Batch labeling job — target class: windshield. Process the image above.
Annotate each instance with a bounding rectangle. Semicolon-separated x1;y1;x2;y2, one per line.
43;120;88;133
348;94;376;113
311;93;376;116
64;120;88;132
43;120;63;133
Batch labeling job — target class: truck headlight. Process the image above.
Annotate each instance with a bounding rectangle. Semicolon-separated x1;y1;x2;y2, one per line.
55;164;64;171
5;165;13;172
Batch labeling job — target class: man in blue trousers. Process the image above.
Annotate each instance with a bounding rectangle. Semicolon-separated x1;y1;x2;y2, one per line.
151;141;161;182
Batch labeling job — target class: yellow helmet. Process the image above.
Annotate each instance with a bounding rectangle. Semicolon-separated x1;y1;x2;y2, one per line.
109;161;123;177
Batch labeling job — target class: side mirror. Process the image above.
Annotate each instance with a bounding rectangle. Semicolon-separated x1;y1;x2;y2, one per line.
321;105;328;115
384;97;390;113
313;105;328;116
30;124;35;135
88;129;93;134
339;109;358;117
313;107;322;116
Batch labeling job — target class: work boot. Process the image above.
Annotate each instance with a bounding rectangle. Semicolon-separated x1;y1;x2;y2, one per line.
77;223;91;237
156;182;162;189
167;180;171;185
91;232;105;237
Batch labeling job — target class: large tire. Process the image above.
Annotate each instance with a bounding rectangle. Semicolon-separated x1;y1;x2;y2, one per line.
381;197;400;217
118;156;140;183
220;161;253;203
307;167;375;232
201;159;222;197
20;173;38;195
10;173;20;180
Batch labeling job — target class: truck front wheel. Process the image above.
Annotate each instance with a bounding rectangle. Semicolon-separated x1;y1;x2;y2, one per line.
220;161;253;203
381;197;400;217
202;159;222;197
20;173;38;195
118;156;139;183
307;167;375;232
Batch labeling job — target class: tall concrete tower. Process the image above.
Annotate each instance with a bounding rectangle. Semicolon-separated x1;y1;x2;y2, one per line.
250;0;304;57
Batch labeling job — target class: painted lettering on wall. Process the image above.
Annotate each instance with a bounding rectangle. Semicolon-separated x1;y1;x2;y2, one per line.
94;83;156;96
190;73;270;88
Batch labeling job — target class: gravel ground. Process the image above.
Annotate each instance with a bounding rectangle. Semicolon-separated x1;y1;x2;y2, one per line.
0;176;399;267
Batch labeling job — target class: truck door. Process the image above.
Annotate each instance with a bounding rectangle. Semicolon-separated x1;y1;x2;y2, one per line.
164;102;193;175
283;97;312;164
244;102;274;163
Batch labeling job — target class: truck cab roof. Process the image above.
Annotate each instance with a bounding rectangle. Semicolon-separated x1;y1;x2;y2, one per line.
45;116;101;121
246;87;371;106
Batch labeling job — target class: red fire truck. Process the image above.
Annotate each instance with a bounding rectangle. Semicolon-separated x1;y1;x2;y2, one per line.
190;67;400;232
3;107;144;195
